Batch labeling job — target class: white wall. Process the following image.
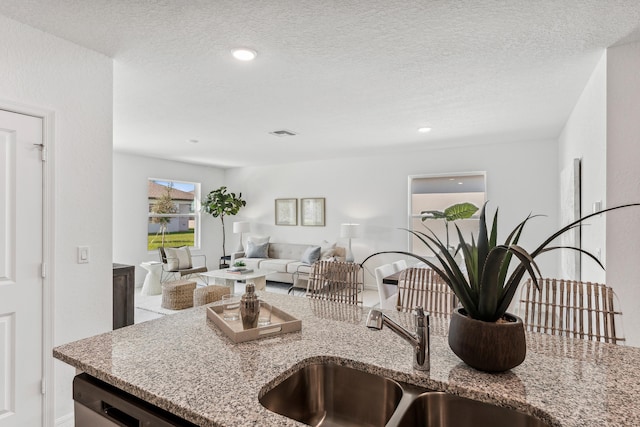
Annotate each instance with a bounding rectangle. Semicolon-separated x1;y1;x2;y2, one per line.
607;40;640;347
558;52;608;283
113;152;226;284
225;138;561;287
0;15;113;423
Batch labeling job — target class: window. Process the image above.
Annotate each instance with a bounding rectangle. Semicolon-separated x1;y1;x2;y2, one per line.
408;173;486;256
148;179;200;251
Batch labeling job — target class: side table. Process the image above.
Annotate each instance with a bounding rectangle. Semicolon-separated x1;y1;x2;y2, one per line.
140;261;163;296
219;255;231;269
112;263;134;329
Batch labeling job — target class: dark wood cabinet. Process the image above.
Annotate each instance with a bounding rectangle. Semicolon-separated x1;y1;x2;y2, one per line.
112;263;135;329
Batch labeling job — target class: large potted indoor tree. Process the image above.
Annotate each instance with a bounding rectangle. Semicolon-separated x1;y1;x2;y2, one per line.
373;202;638;372
201;186;246;260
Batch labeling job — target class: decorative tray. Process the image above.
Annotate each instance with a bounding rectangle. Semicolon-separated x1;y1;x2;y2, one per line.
227;268;254;274
206;304;302;343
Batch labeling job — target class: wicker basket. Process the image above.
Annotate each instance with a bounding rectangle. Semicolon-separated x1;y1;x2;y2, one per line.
161;280;196;310
194;285;230;306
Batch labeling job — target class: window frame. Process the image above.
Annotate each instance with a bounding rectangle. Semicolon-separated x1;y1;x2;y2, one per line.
147;178;201;252
407;172;487;254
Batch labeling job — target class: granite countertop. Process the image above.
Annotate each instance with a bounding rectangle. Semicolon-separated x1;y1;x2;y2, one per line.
53;292;640;426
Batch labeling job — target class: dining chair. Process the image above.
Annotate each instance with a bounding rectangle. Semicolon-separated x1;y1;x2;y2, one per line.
374;264;397;310
391;260;408;272
158;246;208;284
518;278;625;344
307;260;363;305
396;267;457;317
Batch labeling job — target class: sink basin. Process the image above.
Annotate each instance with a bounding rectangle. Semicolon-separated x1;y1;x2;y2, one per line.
261;362;551;427
395;391;550;427
259;363;404;427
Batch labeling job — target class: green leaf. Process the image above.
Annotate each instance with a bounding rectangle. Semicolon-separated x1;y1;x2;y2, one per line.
477;246;508;321
476;203;490;279
420;210;446;221
443;202;479;221
540;246;604;270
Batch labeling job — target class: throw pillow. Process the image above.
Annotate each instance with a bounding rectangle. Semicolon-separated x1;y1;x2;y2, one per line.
246;240;269;258
165;247;192;270
247;235;270;246
301;246;321;265
320;240;336;259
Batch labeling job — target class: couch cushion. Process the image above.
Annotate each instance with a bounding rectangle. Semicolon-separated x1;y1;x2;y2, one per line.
287;262;312;275
165;246;192;270
268;243;312;260
246;241;269;258
320;240;337;258
248;235;270;245
301;246;321;264
260;258;295;273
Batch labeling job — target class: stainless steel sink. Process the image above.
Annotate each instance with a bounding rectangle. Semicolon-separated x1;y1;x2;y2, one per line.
394;391;551;427
259;363;404;427
260;362;551;427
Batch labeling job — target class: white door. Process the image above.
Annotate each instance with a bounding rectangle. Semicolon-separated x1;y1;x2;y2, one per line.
0;110;44;426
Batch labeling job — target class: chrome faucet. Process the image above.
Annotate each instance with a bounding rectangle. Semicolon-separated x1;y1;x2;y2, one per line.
366;307;430;371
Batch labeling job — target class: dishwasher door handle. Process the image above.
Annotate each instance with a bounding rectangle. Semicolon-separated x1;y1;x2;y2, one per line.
102;401;139;427
74;373;198;427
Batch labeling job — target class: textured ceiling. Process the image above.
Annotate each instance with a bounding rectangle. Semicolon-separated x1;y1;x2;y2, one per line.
1;1;639;168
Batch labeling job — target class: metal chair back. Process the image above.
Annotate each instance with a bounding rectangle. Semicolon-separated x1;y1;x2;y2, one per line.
396;267;457;317
307;260;363;305
519;278;624;344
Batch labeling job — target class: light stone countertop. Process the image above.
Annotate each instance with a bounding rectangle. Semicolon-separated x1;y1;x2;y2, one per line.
54;292;640;426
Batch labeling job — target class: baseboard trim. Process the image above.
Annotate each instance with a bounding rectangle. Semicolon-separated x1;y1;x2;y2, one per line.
55;412;74;427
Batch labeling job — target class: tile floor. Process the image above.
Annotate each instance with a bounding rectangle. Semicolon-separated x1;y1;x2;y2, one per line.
134;281;380;324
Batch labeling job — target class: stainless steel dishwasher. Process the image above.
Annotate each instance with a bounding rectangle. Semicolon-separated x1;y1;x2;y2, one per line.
73;373;199;427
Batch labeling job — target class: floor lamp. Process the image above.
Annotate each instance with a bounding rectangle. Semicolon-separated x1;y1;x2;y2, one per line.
340;223;360;263
233;221;251;252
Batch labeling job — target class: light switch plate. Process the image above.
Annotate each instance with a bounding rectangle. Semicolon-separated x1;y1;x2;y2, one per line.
78;246;90;264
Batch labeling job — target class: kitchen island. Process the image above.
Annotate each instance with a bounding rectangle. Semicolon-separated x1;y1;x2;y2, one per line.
54;292;640;426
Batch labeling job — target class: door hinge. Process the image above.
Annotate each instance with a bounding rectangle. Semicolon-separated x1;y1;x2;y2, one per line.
41;262;46;278
33;143;46;161
41;378;46;395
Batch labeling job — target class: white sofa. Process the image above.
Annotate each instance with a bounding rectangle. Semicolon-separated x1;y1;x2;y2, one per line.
231;242;345;285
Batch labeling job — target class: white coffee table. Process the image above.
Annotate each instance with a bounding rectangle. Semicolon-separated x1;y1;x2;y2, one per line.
202;268;274;292
140;261;163;296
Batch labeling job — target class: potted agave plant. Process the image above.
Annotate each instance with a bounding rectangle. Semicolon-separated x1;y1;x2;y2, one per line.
373;202;638;372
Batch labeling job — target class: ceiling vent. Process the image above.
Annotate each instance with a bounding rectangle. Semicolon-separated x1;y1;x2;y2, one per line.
269;129;297;137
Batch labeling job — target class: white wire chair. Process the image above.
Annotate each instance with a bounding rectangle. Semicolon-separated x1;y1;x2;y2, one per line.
374;264;397;310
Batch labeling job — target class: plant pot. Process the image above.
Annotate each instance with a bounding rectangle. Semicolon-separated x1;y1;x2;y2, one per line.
448;307;526;372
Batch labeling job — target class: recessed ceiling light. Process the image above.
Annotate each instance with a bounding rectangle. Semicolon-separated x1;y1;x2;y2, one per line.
269;129;297;137
231;48;257;61
458;182;463;185
188;139;199;144
417;127;432;133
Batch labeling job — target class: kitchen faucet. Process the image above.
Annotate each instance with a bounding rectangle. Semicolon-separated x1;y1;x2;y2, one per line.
366;307;430;371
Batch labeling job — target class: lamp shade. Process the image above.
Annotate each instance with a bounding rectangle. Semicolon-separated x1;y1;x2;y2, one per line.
233;221;251;233
340;223;360;238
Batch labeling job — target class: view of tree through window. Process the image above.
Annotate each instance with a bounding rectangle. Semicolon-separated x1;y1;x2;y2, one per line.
148;179;199;250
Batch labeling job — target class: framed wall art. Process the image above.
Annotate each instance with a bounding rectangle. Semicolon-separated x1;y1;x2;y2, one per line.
301;197;325;226
275;198;297;226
